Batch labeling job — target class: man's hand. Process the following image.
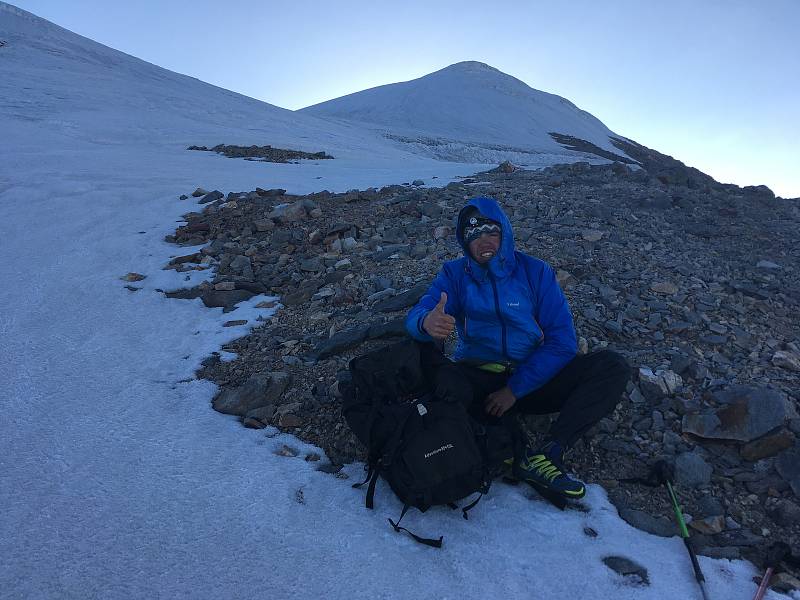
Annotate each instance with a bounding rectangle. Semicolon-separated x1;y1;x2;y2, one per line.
422;292;455;340
485;386;516;417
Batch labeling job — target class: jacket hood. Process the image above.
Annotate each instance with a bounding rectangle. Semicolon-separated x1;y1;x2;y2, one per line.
456;196;517;279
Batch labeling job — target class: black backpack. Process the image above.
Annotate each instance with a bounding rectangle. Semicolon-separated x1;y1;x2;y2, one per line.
342;340;515;547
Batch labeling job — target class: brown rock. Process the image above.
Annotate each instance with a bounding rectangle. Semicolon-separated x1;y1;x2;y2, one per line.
169;252;202;265
682;386;793;443
772;572;800;594
223;320;247;327
200;289;255;309
689;515;725;535
185;221;210;233
121;272;146;282
282;289;314;306
651;281;678;295
740;429;795;461
274;402;302;426
256;187;286;197
244;405;276;423
278;413;302;427
270;201;307;223
253;219;275;232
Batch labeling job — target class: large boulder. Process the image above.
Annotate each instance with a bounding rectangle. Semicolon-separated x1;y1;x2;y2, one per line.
212;372;291;416
269;201;307;223
374;282;428;313
201;289;255;311
198;190;224;204
311;325;370;359
740;429;795;461
682;385;795;443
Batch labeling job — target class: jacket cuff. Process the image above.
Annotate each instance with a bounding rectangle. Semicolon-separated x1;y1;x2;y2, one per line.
417;313;432;339
508;378;531;400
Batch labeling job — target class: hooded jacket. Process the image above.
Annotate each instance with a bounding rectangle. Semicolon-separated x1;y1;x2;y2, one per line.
405;196;577;399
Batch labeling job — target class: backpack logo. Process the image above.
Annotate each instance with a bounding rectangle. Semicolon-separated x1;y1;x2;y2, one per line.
507;301;519;307
424;443;454;459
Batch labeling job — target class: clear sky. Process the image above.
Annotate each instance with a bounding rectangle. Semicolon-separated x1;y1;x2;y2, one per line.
8;0;800;198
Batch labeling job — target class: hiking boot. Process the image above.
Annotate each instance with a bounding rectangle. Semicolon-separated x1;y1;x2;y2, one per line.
512;441;586;499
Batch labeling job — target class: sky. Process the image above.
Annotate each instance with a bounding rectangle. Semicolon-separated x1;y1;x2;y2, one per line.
7;0;800;198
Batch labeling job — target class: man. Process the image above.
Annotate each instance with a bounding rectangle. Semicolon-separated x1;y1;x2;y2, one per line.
405;196;630;500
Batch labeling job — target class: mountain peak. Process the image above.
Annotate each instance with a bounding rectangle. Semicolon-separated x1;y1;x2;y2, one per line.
430;61;517;83
441;61;501;73
302;62;625;163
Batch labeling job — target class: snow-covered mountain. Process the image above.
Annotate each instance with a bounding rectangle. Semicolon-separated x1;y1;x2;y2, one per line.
0;2;626;171
301;60;630;165
0;1;416;160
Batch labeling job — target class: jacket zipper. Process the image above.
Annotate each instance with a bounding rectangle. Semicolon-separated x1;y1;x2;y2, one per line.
488;270;510;360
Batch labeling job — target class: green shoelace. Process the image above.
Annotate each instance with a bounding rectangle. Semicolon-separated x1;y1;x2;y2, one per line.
524;454;563;482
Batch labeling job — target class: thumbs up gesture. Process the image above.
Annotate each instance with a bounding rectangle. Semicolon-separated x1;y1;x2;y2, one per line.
422;292;455;340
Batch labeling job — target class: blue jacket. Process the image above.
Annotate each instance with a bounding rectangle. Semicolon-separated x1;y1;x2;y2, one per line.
405;196;577;398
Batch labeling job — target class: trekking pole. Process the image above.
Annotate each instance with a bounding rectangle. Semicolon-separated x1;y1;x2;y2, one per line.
752;542;791;600
752;567;773;600
665;478;711;600
651;461;711;600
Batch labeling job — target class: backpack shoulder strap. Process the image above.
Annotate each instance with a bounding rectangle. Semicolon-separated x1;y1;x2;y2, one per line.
351;462;382;509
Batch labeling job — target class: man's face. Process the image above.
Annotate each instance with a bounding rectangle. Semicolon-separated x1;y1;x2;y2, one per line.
468;231;501;264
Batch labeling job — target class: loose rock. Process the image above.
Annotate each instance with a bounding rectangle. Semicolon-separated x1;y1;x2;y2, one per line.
602;556;649;586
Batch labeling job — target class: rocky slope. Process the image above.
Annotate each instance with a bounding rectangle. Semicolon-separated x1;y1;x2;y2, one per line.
160;147;800;592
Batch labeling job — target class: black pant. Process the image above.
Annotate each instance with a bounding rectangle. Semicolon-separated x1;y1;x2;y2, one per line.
421;344;630;449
